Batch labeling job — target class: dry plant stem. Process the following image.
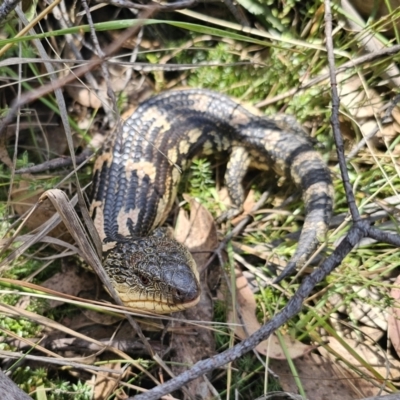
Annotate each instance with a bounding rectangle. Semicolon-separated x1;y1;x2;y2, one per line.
368;226;400;247
40;191;157;360
0;9;155;136
347;95;400;161
0;350;123;373
0;0;62;57
198;190;270;274
81;0;118;125
359;395;400;400
132;222;370;400
220;190;271;247
256;44;400;108
324;0;360;223
100;0;200;11
2;8;157;359
340;0;400;88
55;3;109;114
0;57;252;71
14;148;94;174
132;4;400;399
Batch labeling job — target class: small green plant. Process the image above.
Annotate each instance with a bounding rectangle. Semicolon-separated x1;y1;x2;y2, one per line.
12;366;92;400
179;158;219;211
187;158;215;198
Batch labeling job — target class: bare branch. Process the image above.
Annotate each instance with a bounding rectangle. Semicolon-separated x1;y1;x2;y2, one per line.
132;223;369;399
324;0;360;223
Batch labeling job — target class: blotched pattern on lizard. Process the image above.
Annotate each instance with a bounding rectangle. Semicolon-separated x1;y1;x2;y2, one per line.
90;89;334;313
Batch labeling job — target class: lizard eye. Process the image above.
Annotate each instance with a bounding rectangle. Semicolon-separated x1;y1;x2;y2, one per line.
138;274;150;286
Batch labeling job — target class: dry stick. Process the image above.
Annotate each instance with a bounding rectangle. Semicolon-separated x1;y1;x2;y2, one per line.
360;395;400;400
54;2;110;114
255;44;400;108
1;8;157;358
14;148;94;174
132;3;400;400
324;0;360;223
100;0;200;11
0;57;253;70
346;94;400;161
81;0;118;126
0;10;153;137
132;222;370;400
322;1;400;253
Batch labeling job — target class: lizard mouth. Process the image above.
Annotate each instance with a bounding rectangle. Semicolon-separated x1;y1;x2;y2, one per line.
102;235;201;314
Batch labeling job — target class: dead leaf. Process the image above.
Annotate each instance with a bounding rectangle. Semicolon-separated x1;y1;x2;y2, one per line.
0;135;13;168
228;268;313;360
171;196;219;399
231;189;256;225
11;176;73;244
270;352;364;399
338;73;383;120
93;361;122;400
319;337;398;395
66;83;104;109
41;261;94;308
175;195;218;267
388;275;400;359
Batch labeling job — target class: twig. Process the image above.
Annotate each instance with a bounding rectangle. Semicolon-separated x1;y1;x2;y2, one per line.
340;0;400;88
0;350;124;373
359;395;400;400
98;0;200;11
255;44;400;108
130;2;400;399
14;148;94;174
2;6;158;361
81;0;118;126
324;0;360;222
346;94;400;161
132;222;370;400
0;9;155;137
0;57;254;71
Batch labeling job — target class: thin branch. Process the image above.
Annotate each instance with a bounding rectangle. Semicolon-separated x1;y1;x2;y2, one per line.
346;94;400;161
0;57;254;70
0;9;155;137
367;226;400;247
130;3;400;399
99;0;200;11
256;44;400;108
14;148;94;174
132;223;369;400
81;0;117;125
324;0;360;222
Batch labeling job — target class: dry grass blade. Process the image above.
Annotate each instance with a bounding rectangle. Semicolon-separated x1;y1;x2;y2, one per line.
0;195;79;272
37;189;155;358
0;350;124;374
39;190;101;267
0;302;160;384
